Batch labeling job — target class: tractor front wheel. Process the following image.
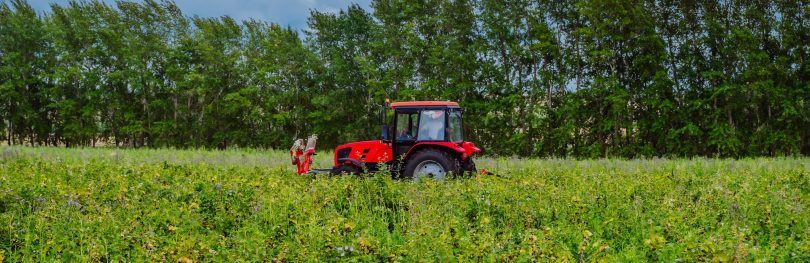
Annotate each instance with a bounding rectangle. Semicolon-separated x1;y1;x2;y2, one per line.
403;149;461;180
333;164;361;175
462;158;477;177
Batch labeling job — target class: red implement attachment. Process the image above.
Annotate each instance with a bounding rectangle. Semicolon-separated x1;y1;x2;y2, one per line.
290;135;317;175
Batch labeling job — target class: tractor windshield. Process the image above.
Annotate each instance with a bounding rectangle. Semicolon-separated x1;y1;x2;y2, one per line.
417;110;445;141
448;110;463;142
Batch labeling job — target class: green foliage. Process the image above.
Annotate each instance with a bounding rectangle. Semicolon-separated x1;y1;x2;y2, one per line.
0;0;808;157
0;146;808;261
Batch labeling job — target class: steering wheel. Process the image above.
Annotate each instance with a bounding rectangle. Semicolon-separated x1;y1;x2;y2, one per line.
398;132;414;140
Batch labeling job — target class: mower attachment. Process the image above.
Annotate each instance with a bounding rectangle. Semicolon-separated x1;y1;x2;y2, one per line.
290;135;317;175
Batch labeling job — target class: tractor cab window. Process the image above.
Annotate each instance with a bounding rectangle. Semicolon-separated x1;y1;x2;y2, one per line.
395;112;418;141
449;110;463;142
418;110;445;141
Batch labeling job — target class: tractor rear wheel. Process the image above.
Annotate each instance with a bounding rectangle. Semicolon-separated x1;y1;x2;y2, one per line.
403;149;461;180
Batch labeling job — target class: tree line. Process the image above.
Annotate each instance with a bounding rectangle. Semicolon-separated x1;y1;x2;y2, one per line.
1;0;808;157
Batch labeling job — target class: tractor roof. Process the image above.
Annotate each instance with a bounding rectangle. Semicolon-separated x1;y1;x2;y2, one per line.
390;101;459;108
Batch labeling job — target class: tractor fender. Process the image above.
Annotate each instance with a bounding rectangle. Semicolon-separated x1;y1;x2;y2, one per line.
337;158;366;169
404;142;467;161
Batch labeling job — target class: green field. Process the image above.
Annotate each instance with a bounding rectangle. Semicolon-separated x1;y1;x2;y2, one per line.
0;147;807;262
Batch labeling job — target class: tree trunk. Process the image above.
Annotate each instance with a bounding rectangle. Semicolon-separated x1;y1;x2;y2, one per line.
7;120;12;146
173;94;178;128
575;38;582;91
141;74;150;148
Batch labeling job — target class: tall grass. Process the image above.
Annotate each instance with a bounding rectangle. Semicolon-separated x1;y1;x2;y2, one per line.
0;146;807;261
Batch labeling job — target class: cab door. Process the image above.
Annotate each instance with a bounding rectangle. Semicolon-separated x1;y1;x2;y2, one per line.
393;109;420;168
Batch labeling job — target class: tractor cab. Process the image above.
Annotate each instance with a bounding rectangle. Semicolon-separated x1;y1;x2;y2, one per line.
291;101;481;180
388;101;463;161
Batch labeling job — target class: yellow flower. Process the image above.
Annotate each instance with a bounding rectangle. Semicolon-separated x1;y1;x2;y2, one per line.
481;217;490;225
644;234;666;249
343;222;355;232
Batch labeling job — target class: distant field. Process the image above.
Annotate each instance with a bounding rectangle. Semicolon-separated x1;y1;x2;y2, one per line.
0;146;807;261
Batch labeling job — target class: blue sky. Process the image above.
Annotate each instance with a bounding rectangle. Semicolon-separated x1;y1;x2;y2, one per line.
27;0;372;30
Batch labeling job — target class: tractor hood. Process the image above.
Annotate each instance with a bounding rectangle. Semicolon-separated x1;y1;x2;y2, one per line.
334;140;393;167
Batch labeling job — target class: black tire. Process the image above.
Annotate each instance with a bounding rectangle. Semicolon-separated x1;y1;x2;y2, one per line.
402;149;462;180
333;164;361;175
462;158;477;177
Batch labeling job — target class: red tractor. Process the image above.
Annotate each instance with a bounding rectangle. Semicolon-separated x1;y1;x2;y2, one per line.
290;101;483;180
